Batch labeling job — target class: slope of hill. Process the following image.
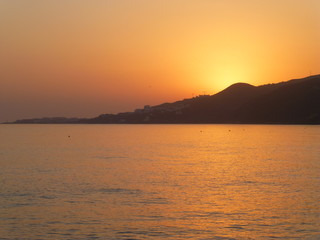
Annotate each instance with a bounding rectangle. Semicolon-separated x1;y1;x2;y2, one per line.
87;75;320;124
6;75;320;124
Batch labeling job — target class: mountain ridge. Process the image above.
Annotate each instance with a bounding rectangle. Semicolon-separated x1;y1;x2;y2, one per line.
5;74;320;124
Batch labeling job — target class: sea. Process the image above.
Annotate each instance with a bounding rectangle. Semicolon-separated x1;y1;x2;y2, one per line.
0;124;319;239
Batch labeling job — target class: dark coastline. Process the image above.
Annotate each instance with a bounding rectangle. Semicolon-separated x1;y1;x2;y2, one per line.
4;75;320;125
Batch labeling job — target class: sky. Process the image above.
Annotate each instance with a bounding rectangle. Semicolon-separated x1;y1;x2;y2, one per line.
1;0;320;122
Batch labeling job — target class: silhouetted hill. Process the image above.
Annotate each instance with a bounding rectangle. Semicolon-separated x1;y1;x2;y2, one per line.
6;75;320;124
87;75;320;124
237;75;320;123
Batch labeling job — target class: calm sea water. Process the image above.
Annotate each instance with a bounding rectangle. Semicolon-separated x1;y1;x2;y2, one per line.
0;124;319;239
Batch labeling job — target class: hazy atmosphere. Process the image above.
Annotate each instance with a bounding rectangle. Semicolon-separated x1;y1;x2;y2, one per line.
1;2;320;238
1;0;320;122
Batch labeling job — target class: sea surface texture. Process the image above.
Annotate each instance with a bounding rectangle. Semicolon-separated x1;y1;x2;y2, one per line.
0;124;319;239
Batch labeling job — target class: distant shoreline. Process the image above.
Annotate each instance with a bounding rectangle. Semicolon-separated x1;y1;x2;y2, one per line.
4;75;320;125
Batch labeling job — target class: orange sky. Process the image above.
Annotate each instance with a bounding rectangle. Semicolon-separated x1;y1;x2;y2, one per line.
1;0;320;122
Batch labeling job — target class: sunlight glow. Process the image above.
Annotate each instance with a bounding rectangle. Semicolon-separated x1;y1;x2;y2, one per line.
204;63;254;91
0;0;319;121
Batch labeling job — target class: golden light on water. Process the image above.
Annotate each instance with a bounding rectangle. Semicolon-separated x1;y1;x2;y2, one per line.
1;125;320;238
